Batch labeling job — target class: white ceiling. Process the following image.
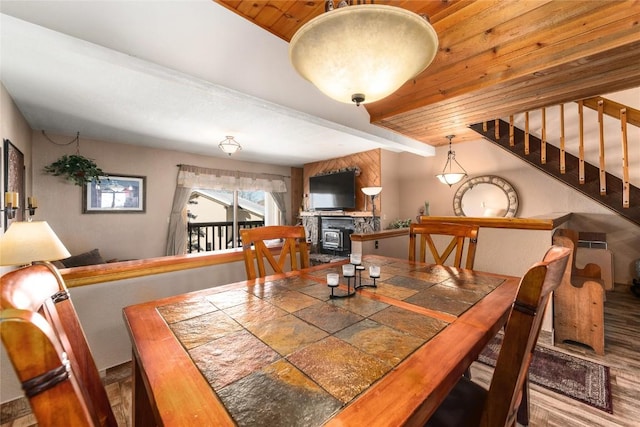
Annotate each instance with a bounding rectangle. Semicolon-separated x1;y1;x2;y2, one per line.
0;0;435;167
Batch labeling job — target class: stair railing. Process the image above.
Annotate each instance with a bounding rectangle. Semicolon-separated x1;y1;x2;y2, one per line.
483;97;638;210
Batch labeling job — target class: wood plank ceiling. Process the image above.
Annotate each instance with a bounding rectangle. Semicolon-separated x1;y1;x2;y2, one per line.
215;0;640;146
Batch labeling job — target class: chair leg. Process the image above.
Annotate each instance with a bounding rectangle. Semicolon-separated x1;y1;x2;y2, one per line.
517;377;530;426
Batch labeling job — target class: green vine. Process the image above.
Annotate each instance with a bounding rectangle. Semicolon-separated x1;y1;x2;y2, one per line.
386;218;412;229
44;154;106;186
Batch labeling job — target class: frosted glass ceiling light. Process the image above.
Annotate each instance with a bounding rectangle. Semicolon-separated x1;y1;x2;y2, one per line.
436;135;468;186
218;136;242;155
289;2;438;106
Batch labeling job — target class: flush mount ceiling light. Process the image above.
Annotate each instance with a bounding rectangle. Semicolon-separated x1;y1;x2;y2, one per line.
289;2;438;106
218;136;242;156
436;135;468;186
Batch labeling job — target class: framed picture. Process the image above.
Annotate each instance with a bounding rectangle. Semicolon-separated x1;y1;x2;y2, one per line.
83;174;146;213
4;139;25;228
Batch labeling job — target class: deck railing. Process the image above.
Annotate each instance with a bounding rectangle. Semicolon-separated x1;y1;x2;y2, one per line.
188;220;264;253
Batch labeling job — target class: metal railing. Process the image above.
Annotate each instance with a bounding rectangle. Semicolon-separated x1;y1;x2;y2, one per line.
187;220;264;253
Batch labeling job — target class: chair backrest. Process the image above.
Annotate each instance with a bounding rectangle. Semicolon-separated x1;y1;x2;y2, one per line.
480;245;571;427
240;225;310;280
409;221;479;269
552;228;602;279
0;262;117;427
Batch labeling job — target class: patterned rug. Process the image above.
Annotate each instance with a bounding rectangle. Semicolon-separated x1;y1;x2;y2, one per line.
478;335;613;413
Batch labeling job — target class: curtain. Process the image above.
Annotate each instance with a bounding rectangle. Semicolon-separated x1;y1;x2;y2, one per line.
270;191;287;225
165;185;192;256
166;164;288;255
176;164;287;192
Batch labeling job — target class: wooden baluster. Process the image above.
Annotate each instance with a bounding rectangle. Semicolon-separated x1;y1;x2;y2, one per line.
541;108;546;164
560;104;566;174
483;121;487;132
524;111;530;155
621;108;629;208
495;119;500;139
578;101;585;184
509;115;514;147
598;100;606;195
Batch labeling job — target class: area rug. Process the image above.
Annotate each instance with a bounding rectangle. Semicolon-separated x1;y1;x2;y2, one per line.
478;335;613;413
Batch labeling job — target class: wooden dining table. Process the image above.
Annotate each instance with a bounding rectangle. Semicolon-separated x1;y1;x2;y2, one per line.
123;254;520;426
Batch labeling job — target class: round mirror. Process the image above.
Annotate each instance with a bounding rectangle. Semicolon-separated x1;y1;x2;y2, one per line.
453;175;518;217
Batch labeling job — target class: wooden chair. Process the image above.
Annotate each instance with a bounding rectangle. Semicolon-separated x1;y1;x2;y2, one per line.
409;221;479;269
552;228;606;355
425;245;571;427
240;225;310;280
0;262;117;427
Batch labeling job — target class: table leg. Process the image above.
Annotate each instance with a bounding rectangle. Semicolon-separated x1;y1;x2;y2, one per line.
132;351;157;427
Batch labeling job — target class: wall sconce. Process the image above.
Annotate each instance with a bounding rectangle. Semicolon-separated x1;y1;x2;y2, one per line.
27;196;38;217
362;187;382;231
3;192;19;219
435;135;468;186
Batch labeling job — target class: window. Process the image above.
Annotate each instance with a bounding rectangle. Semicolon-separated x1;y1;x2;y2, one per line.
186;189;281;253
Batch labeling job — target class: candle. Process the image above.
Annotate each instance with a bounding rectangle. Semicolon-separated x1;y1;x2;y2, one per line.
369;265;381;278
11;192;19;207
350;253;362;265
28;196;37;208
342;264;355;277
4;192;10;205
327;273;339;287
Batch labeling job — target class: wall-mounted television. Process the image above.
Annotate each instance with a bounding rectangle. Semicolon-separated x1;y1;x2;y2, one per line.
309;170;356;211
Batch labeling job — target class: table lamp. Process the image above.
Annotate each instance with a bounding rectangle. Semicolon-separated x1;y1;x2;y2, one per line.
0;221;70;266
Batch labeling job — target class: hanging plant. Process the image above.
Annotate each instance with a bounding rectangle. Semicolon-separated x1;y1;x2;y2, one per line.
42;131;107;186
44;154;106;186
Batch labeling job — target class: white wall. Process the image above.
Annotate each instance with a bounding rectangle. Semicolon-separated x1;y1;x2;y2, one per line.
391;139;640;283
0;83;32;276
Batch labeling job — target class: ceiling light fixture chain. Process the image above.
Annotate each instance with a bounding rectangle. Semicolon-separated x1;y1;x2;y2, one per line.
435;135;468;187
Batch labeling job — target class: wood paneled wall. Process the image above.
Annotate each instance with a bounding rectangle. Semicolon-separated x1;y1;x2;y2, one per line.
302;149;382;213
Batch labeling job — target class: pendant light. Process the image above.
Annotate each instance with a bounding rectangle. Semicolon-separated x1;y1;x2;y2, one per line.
436;135;468;186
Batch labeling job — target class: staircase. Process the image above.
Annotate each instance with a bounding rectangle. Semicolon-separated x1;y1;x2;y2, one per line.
470;98;640;227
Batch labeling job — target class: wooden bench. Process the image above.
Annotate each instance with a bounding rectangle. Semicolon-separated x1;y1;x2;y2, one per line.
552;229;605;355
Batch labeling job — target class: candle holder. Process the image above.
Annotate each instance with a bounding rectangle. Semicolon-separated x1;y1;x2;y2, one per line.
27;197;38;217
3;192;19;219
327;269;356;299
357;265;380;289
349;253;362;265
2;204;18;219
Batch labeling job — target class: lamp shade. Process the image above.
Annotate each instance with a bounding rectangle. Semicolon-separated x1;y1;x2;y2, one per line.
436;173;467;186
0;221;70;266
289;5;438;105
361;187;383;196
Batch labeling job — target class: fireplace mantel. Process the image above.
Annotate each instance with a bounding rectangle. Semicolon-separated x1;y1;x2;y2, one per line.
299;211;375;217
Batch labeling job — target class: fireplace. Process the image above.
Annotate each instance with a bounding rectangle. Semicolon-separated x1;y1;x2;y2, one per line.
320;217;355;255
322;228;350;251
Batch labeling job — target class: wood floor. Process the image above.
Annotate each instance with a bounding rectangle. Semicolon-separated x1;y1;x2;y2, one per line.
1;286;638;427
